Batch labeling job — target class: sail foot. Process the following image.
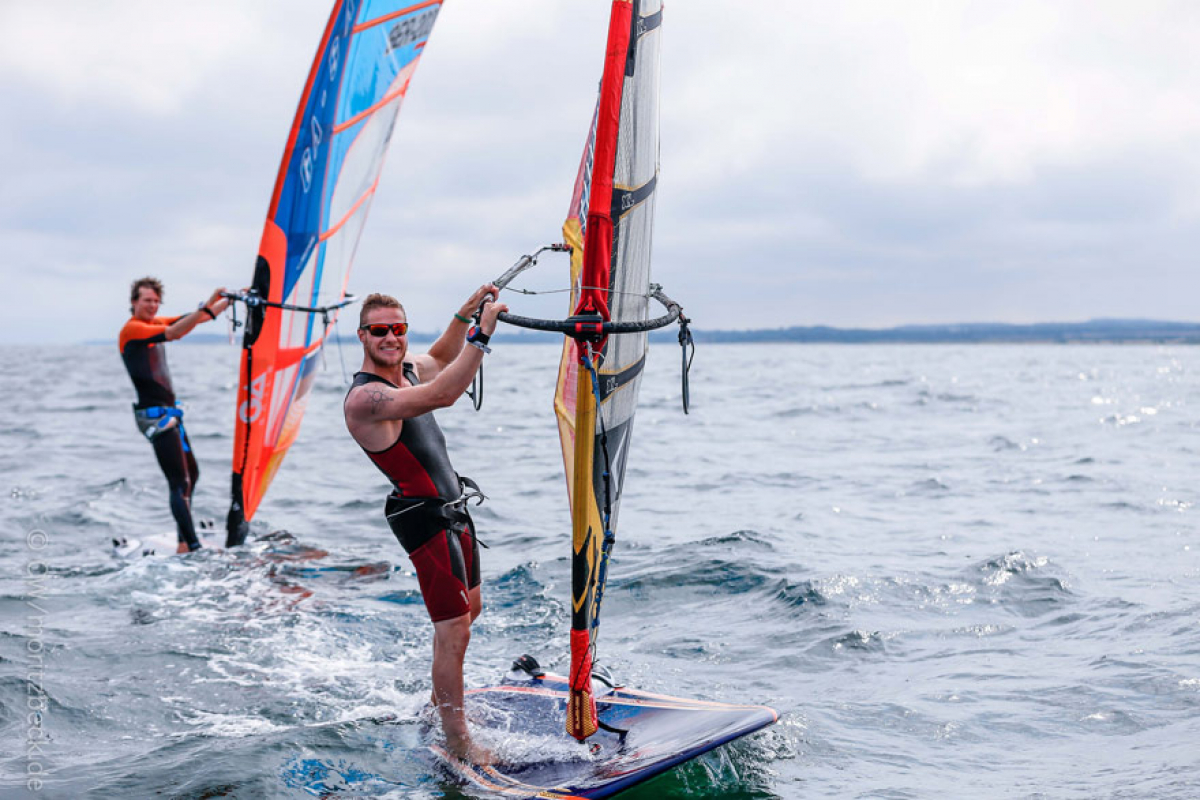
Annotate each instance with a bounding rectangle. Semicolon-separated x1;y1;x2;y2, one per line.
225;473;249;547
567;628;599;741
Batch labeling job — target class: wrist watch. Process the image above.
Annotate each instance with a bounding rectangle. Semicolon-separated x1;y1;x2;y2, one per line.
466;327;491;354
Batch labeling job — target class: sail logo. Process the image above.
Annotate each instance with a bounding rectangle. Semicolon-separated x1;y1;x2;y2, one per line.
300;150;314;192
239;373;268;424
299;18;346;194
387;8;438;51
300;116;324;193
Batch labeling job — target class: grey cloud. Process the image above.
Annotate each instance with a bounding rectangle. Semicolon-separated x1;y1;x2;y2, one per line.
3;0;1200;343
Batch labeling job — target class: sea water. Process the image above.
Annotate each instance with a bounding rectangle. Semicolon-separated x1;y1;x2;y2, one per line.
1;342;1198;798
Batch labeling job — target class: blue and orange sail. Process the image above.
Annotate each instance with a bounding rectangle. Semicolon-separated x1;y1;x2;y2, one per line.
555;0;664;740
227;0;443;545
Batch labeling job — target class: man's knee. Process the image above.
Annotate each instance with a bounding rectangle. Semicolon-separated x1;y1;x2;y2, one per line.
433;614;471;656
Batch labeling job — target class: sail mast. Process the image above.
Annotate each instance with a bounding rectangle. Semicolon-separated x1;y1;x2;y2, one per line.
484;0;672;743
564;0;640;742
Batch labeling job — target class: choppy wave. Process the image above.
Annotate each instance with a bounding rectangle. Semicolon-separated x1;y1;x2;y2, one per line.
2;343;1199;797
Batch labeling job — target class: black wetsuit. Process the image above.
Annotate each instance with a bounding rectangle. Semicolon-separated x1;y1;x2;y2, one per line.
348;367;480;622
119;316;200;550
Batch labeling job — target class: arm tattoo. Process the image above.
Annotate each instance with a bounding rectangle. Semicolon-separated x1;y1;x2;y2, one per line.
367;388;393;415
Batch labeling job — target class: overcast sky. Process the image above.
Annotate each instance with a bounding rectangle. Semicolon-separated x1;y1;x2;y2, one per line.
2;1;1199;344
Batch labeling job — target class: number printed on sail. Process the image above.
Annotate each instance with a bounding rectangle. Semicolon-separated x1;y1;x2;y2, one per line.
388;10;438;50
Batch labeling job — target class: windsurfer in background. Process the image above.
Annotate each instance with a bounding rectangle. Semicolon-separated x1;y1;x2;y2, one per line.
119;277;231;553
343;287;506;764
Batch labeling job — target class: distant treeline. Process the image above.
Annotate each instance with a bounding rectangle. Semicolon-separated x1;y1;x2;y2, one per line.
664;319;1200;344
97;319;1200;346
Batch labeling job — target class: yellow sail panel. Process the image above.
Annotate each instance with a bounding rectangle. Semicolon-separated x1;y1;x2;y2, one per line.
554;216;587;500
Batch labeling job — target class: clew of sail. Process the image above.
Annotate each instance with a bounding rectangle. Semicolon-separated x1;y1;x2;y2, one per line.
556;0;663;741
226;0;443;546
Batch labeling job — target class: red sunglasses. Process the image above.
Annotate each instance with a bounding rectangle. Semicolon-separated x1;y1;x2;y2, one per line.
359;322;409;337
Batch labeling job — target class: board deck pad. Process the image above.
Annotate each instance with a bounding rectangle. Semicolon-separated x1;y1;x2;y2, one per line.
434;670;778;799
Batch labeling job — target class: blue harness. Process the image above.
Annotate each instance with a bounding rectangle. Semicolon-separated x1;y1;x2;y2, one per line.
132;405;189;452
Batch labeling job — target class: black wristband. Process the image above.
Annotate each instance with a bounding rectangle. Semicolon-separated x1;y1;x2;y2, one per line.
199;305;216;320
467;328;490;346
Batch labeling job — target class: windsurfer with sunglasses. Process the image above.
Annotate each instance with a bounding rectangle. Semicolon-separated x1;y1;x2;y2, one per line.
119;277;231;553
343;285;507;764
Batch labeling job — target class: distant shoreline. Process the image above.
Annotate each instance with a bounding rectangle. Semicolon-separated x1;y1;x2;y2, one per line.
82;318;1200;346
671;319;1200;344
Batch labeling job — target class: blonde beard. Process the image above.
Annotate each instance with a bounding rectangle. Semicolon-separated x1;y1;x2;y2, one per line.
365;343;406;371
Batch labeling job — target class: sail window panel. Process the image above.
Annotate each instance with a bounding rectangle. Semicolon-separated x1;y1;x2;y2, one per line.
266;362;300;448
325;74;406;233
613;126;658;206
319;201;374;324
608;205;655;324
599;333;646;426
326;98;399;237
281;305;305;356
589;413;637;531
341;11;404;127
600;339;646;407
357;0;439;32
358;0;422;23
276;354;322;452
279;188;321;345
599;333;647;388
282;240;321;347
594;393;640;532
338;18;411;130
598;365;644;428
613;30;660;192
320;12;425;247
609;202;655;321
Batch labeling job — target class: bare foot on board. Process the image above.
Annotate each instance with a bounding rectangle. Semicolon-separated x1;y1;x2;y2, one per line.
446;733;496;766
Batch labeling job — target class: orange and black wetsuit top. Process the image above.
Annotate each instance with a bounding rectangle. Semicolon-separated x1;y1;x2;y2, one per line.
118;316;181;409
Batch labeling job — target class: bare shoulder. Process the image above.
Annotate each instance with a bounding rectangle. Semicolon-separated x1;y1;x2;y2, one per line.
345;379;397;421
409;353;439;383
344;380;405;450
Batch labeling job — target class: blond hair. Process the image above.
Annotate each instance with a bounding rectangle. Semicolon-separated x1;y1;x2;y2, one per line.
359;293;405;325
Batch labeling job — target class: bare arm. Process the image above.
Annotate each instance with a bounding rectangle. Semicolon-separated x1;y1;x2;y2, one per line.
346;298;507;425
165;288;230;341
421;284;499;380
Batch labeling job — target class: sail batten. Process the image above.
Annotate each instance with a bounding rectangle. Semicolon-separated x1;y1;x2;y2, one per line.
227;0;442;544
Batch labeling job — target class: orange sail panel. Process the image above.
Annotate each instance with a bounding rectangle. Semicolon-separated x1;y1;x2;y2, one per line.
227;0;443;544
555;0;663;740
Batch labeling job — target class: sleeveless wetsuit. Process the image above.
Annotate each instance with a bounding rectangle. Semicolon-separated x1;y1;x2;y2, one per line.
348;367;480;622
119;316;200;550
